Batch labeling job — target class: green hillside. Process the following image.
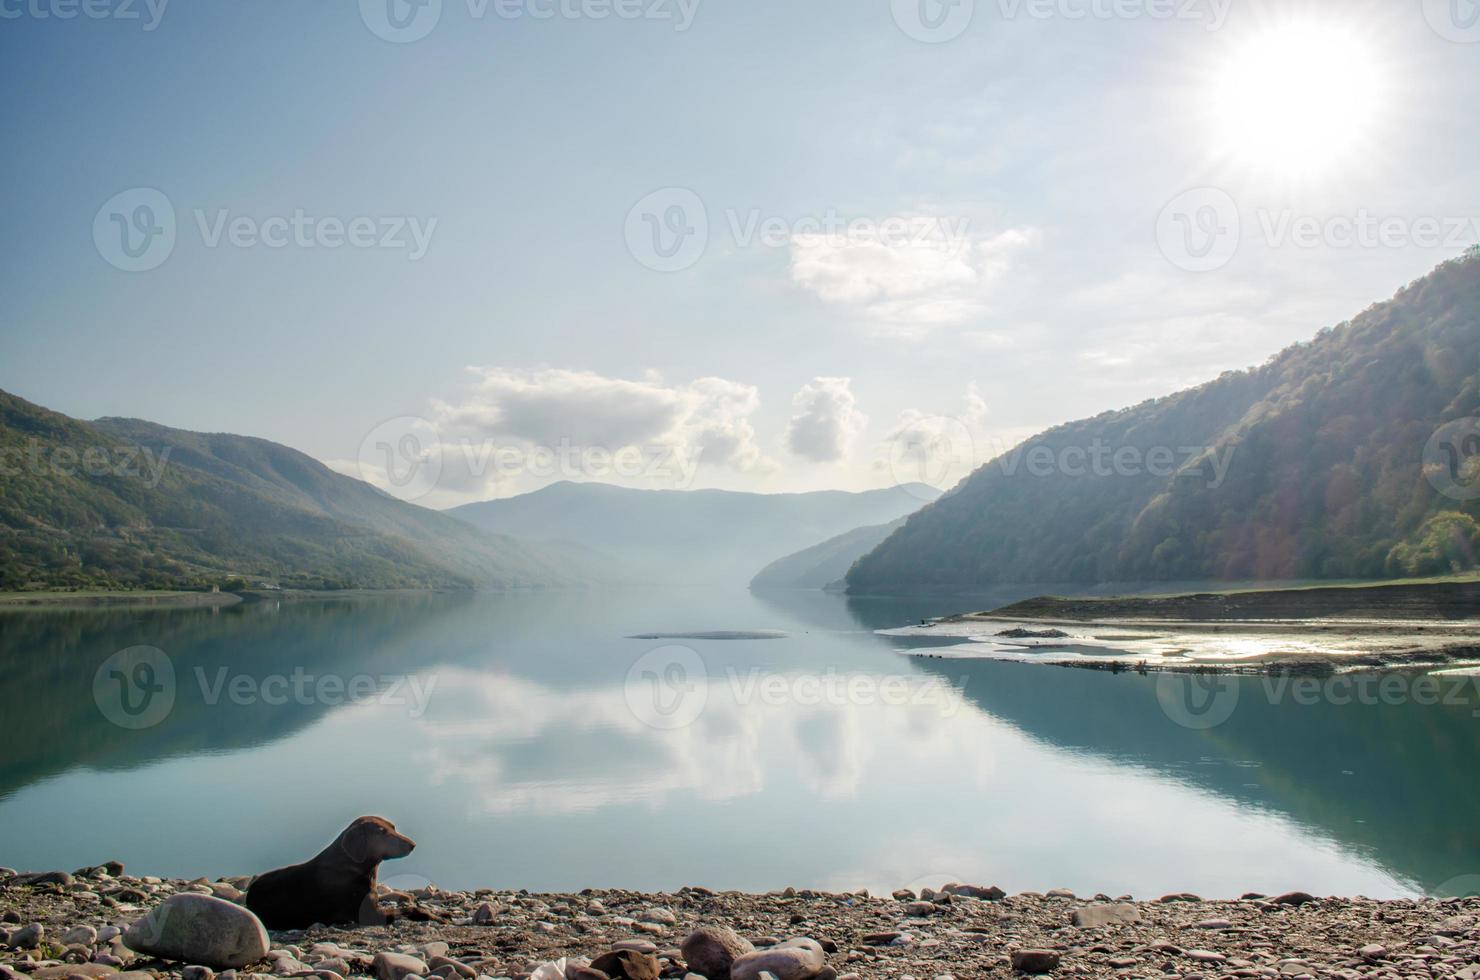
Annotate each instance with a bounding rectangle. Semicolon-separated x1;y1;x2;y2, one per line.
847;251;1480;593
0;392;614;591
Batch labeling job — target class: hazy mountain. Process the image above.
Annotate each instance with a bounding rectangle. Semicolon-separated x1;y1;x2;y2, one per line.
750;518;909;592
848;251;1480;594
449;481;939;586
0;391;617;591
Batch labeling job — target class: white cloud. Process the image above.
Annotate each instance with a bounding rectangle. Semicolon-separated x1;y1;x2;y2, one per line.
785;377;868;463
790;221;1041;334
875;385;991;491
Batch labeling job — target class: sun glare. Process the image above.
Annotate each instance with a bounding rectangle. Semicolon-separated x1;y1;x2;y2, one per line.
1208;21;1386;178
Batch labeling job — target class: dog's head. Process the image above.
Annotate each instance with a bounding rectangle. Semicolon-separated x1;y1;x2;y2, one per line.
337;816;416;866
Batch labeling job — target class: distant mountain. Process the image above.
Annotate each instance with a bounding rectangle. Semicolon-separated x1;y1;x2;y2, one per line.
750;518;908;592
449;481;939;586
0;391;616;591
847;252;1480;594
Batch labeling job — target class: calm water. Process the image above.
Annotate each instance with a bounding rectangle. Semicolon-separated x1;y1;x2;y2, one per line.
1;589;1477;899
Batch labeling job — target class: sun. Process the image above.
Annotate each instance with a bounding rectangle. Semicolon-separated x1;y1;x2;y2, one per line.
1207;21;1386;178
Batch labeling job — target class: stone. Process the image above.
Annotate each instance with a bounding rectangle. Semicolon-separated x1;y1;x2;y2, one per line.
1192;919;1232;929
1359;945;1387;961
62;926;99;946
1273;892;1316;907
565;969;609;980
182;967;215;980
1071;905;1140;928
97;928;121;944
428;957;475;980
374;953;429;980
12;923;45;948
1159;893;1202;903
1045;889;1076;899
472;904;499;926
587;951;659;980
609;941;657;955
15;871;75;888
123;894;269;971
641;908;677;926
209;883;245;903
891;890;915;901
906;902;936;916
945;884;1005;900
1187;951;1227;963
729;939;825;980
681;926;755;980
31;966;119;979
1010;949;1061;973
862;932;901;946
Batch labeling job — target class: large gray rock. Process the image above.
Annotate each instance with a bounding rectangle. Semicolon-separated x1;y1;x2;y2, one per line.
373;952;428;980
122;894;269;970
682;926;755;980
1070;904;1141;928
1010;949;1061;974
729;938;825;980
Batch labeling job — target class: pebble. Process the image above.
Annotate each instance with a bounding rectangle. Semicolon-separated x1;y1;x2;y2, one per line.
1011;949;1062;973
123;894;270;971
681;925;754;980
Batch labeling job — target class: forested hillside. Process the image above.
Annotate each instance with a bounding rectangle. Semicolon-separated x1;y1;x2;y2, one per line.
0;393;614;591
847;251;1480;593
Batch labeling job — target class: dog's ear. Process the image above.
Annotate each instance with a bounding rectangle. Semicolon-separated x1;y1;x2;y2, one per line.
339;819;374;864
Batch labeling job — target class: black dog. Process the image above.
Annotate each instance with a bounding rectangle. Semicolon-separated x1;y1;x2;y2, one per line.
245;816;420;929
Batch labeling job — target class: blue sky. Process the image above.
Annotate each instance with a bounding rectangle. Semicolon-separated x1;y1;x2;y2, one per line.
2;0;1477;505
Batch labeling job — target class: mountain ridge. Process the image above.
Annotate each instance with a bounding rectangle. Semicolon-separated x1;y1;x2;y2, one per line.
846;252;1480;593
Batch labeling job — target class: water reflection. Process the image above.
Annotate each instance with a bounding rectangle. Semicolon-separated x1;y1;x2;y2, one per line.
0;589;1474;897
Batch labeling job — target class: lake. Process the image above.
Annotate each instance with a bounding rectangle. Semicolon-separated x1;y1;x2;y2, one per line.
1;588;1477;900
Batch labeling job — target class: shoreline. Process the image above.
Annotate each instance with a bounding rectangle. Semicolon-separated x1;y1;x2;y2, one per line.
887;581;1480;675
3;868;1477;980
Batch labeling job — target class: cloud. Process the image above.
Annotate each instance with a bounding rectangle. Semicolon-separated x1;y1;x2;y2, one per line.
344;368;775;506
789;221;1040;334
785;377;868;463
875;385;991;491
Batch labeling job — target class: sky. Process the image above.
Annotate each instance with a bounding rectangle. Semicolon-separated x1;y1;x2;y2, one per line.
1;0;1478;507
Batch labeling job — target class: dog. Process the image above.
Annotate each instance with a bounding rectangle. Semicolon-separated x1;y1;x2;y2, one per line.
244;816;423;930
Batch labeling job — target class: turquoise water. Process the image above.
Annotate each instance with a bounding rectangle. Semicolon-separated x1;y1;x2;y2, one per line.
1;589;1477;898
